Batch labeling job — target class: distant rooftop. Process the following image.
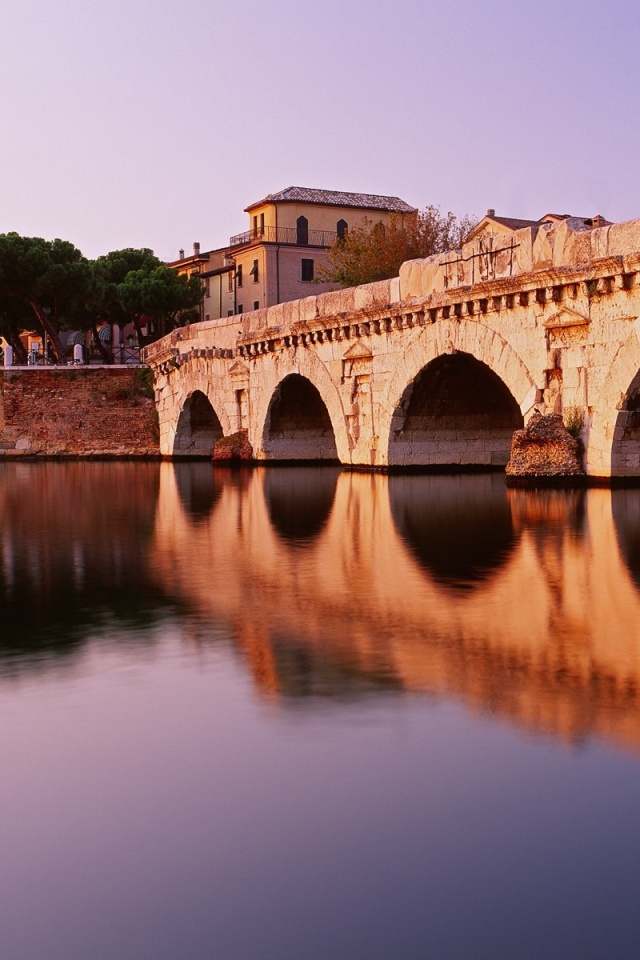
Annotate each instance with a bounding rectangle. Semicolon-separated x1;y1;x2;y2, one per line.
491;215;541;231
246;186;417;214
465;209;613;243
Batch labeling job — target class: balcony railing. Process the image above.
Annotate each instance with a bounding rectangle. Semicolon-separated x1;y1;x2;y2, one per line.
228;225;338;248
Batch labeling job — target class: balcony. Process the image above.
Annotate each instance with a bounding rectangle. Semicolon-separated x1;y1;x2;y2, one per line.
228;225;338;248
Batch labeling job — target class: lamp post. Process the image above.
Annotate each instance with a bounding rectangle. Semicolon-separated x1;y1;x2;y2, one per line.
42;306;51;364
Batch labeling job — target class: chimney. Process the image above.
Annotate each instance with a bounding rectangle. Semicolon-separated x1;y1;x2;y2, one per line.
193;242;200;256
486;208;496;217
592;214;605;229
179;248;185;260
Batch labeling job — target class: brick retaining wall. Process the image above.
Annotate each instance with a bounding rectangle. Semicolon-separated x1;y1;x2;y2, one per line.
0;368;160;458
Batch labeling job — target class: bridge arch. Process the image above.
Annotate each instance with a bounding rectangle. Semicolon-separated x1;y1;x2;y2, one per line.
262;373;339;462
252;353;349;462
173;389;225;458
590;326;640;477
382;322;535;467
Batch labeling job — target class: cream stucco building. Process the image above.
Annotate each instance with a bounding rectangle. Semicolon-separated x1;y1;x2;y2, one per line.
169;186;416;322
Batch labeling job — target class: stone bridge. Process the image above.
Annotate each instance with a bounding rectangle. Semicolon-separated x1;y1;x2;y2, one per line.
144;216;640;477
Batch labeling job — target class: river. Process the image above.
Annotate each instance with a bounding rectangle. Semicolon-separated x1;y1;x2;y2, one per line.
1;462;639;959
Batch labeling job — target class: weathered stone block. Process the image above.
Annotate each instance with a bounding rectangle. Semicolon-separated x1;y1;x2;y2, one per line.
398;259;423;300
514;227;535;274
607;220;640;259
506;413;583;479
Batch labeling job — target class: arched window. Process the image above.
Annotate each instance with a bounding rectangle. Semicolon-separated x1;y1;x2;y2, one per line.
337;219;348;241
296;215;309;245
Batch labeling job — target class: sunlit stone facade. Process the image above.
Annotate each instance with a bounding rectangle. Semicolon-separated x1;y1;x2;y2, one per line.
145;215;640;478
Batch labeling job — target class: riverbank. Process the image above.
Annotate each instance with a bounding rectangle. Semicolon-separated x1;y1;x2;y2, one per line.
0;367;160;458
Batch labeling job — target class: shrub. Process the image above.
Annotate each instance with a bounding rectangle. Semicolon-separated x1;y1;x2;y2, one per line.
134;366;154;398
563;405;584;438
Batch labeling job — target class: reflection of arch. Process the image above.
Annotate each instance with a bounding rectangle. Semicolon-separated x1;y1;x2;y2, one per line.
612;489;640;590
264;466;340;545
388;352;523;467
173;462;222;522
296;215;309;245
381;322;536;467
173;390;224;458
590;327;640;477
389;473;517;589
262;374;339;461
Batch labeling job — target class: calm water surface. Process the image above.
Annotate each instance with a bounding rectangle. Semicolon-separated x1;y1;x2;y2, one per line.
1;462;640;960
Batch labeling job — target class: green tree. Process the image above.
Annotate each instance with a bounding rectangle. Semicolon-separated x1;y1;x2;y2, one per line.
0;233;92;362
318;207;475;288
117;264;202;346
0;293;36;364
78;249;163;363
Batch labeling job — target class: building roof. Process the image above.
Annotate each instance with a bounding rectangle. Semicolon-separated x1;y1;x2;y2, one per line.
245;186;417;214
491;215;541;231
464;210;613;244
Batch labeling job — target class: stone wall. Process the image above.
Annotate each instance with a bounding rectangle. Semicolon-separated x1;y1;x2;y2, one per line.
0;368;159;458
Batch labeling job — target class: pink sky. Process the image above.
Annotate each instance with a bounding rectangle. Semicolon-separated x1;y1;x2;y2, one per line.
1;0;638;261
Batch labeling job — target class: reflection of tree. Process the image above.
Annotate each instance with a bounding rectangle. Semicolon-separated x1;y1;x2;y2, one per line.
0;462;178;672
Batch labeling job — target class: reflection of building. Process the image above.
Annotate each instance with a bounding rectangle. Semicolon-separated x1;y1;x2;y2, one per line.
169;187;416;321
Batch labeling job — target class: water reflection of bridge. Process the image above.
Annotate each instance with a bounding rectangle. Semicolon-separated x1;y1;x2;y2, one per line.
157;464;640;753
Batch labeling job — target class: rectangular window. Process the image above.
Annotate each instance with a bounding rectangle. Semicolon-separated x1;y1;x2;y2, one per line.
252;215;258;237
204;278;210;297
253;300;259;311
237;304;243;314
237;264;243;287
227;309;234;317
259;213;265;235
301;258;314;282
227;272;233;293
250;259;259;282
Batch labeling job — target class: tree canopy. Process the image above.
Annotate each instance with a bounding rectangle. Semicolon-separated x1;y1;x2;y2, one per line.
0;234;203;362
318;207;476;288
0;233;92;361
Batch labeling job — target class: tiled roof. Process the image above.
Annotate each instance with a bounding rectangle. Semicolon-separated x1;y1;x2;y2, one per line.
466;212;612;243
492;213;612;230
246;186;417;214
491;216;541;230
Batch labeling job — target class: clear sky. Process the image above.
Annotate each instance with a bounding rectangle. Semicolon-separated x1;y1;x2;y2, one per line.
1;0;638;260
